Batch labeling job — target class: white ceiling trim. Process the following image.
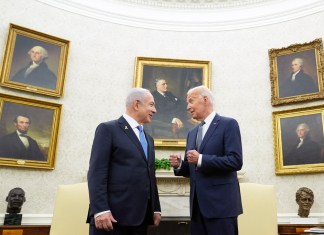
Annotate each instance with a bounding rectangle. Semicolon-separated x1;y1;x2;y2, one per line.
36;0;324;31
117;0;273;9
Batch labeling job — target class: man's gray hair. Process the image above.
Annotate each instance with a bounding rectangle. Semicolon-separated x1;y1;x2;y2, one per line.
126;88;150;107
292;58;304;66
188;85;214;106
154;78;165;86
296;123;310;132
28;46;49;59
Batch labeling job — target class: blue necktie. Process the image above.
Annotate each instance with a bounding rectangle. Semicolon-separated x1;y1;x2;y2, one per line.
137;126;148;159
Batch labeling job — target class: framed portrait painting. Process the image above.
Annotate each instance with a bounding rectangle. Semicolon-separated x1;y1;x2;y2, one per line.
134;56;211;147
269;38;324;106
0;93;62;169
273;105;324;175
0;23;69;97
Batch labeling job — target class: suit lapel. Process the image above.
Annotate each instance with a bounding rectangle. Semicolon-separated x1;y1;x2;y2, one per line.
118;116;148;162
199;114;220;151
189;126;199;150
13;132;27;151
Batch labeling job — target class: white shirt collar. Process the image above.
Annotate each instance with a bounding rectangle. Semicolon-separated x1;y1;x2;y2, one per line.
123;114;141;129
203;111;216;126
16;130;26;136
291;70;300;81
30;61;40;68
157;91;165;97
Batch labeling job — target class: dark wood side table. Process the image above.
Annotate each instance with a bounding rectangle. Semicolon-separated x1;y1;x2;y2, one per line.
0;225;50;235
278;224;324;235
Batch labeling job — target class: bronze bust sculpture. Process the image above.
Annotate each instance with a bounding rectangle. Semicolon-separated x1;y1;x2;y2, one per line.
295;187;314;218
4;187;26;225
6;187;26;214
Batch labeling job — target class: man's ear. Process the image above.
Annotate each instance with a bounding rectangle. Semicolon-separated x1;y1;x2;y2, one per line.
203;95;208;104
5;196;9;202
134;100;140;110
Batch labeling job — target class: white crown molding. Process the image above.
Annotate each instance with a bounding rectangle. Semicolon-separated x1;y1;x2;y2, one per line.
117;0;272;9
36;0;324;31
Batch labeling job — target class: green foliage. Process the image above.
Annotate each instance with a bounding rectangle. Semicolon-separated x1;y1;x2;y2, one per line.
155;158;171;170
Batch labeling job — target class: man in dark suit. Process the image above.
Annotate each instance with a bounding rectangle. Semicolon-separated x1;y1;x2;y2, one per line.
0;115;45;161
169;86;243;235
87;88;161;235
280;58;318;97
151;78;186;137
284;123;322;165
10;46;57;90
150;78;191;139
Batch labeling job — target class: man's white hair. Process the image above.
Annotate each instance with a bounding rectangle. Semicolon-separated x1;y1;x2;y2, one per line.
28;46;48;59
188;85;214;106
292;58;304;66
296;123;310;132
125;88;150;108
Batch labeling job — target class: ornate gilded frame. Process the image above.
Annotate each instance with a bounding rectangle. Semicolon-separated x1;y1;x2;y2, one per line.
0;23;69;97
0;93;62;169
134;56;211;148
273;105;324;175
269;38;324;106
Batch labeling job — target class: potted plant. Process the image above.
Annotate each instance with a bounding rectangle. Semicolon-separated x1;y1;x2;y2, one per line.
155;158;171;171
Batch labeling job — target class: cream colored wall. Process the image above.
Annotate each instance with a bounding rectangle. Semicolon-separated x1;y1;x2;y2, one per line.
0;0;324;220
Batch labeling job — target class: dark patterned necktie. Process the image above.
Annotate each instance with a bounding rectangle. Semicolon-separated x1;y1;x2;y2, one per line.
196;121;205;150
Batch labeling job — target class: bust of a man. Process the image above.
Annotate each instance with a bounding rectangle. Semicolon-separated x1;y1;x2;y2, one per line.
295;187;314;218
6;187;26;214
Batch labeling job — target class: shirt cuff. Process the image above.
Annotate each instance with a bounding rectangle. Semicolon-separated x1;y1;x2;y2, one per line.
174;160;182;170
197;154;202;167
94;210;110;218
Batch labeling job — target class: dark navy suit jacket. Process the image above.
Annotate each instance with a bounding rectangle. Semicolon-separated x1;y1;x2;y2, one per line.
87;116;161;228
175;113;243;219
11;61;57;90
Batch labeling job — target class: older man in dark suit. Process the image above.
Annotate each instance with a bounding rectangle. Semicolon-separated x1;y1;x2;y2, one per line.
169;85;243;235
87;88;161;235
284;123;322;165
280;58;318;97
0;115;44;161
10;46;57;90
150;78;189;139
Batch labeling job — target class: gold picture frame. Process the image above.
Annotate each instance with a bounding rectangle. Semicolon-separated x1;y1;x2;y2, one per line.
273;105;324;175
269;38;324;106
0;93;62;169
134;56;211;148
0;23;70;97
